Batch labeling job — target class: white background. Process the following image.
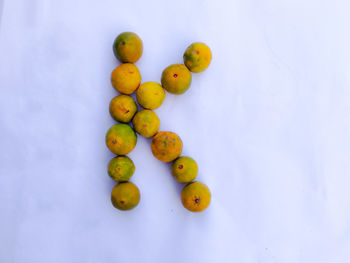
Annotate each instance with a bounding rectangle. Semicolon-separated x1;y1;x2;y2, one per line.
1;0;350;262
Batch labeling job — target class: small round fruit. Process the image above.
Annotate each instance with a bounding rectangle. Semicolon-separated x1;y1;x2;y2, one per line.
151;131;182;162
172;156;198;183
108;156;135;182
136;82;165;109
161;64;192;94
109;95;137;123
132;110;160;138
106;124;137;155
113;32;143;63
183;42;212;73
181;181;211;212
111;63;141;95
111;182;140;210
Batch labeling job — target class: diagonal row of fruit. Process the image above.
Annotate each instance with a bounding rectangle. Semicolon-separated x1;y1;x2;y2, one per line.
105;32;212;212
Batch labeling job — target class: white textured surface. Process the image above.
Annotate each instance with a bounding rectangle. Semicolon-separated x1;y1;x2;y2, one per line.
1;0;350;262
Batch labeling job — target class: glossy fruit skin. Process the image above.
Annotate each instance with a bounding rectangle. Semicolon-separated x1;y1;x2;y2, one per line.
171;156;198;183
161;64;192;94
111;63;141;95
132;110;160;138
109;95;137;123
183;42;212;73
111;182;140;210
113;32;143;63
106;124;137;155
136;82;165;109
108;156;135;182
181;181;211;212
151;131;183;162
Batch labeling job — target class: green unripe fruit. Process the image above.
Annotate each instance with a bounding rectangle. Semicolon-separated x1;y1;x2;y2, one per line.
171;156;198;183
108;156;135;182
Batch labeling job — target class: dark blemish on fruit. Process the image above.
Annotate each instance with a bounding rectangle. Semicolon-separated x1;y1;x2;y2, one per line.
125;110;130;114
173;73;178;78
121;41;125;46
178;165;183;169
112;140;117;144
120;200;125;204
195;198;200;203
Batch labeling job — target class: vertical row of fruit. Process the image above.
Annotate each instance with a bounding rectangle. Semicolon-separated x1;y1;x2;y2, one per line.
105;32;212;212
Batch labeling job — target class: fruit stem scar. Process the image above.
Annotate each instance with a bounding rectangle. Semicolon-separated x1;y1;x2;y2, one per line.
121;41;125;45
195;198;200;203
173;73;178;78
112;139;117;144
178;165;183;169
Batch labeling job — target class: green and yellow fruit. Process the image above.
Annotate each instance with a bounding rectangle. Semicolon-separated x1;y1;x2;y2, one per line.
161;64;192;94
171;156;198;183
132;110;160;138
109;95;137;123
181;181;211;212
111;182;140;210
183;42;212;73
111;63;141;95
108;156;135;182
113;32;143;63
136;82;165;109
151;131;182;162
106;124;137;155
